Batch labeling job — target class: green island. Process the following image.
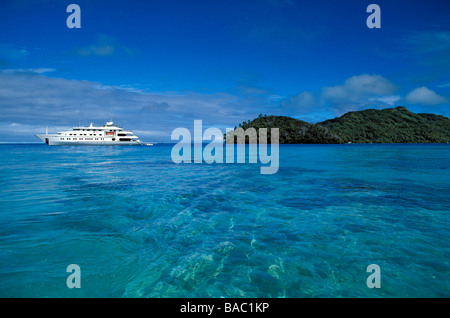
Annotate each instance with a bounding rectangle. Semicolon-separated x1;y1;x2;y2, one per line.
227;106;450;144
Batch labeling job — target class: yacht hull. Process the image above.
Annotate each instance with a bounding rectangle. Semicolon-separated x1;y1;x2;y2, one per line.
35;134;141;146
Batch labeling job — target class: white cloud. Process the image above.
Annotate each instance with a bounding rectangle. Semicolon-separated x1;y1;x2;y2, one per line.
280;74;398;117
2;68;56;74
0;72;265;142
405;86;447;105
0;122;71;141
406;31;450;53
70;34;139;57
368;95;401;105
437;82;450;88
321;74;396;105
281;91;315;110
0;44;29;60
133;129;171;138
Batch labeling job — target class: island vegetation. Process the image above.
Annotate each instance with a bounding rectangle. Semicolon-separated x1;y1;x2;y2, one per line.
227;106;450;144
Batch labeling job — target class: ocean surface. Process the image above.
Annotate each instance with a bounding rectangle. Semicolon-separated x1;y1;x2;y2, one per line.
0;143;449;297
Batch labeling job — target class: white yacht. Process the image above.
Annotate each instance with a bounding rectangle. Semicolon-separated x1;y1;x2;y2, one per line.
35;121;141;146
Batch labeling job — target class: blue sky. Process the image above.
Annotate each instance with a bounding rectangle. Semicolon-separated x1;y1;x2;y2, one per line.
0;0;449;142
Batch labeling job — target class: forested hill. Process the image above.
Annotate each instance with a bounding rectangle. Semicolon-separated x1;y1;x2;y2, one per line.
226;114;343;144
227;107;450;144
319;106;450;143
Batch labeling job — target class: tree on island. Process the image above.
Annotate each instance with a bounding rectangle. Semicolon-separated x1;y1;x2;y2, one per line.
227;106;450;144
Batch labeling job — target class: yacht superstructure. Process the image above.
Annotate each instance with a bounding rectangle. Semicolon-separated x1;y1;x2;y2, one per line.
35;121;141;146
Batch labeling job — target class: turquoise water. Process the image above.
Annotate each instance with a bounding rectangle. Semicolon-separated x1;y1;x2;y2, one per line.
0;143;449;297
